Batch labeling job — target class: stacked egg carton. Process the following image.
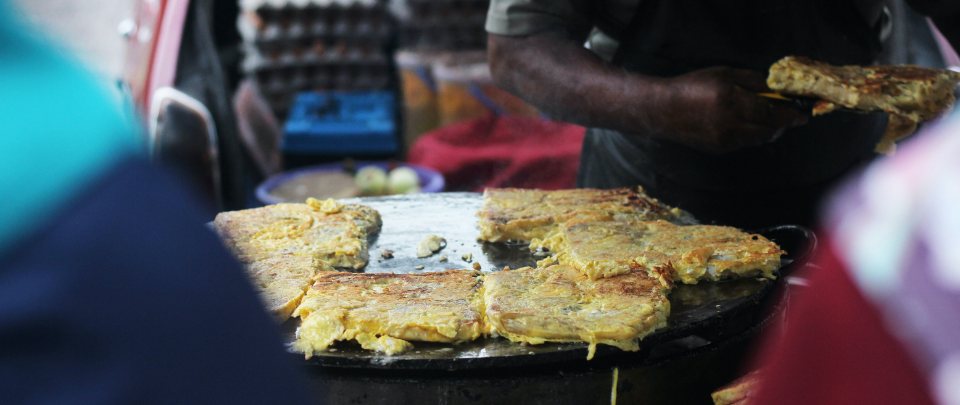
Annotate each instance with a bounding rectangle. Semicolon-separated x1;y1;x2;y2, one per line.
399;0;489;50
239;0;396;118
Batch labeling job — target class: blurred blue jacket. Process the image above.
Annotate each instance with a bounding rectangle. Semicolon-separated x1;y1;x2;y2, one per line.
0;2;317;404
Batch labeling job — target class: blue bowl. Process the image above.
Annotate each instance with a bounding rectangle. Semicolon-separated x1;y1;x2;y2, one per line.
256;162;445;206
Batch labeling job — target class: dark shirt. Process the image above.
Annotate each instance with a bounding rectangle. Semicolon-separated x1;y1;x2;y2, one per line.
486;0;893;228
0;3;316;403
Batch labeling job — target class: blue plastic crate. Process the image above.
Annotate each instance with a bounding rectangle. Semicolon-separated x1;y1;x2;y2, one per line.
283;91;398;155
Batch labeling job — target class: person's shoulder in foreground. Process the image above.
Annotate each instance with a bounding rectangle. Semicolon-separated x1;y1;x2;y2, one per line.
750;111;960;404
0;3;316;404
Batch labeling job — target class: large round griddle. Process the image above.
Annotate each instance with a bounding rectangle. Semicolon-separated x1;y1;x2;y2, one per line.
284;192;813;370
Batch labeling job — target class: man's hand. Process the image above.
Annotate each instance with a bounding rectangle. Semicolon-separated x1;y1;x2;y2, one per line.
652;67;809;154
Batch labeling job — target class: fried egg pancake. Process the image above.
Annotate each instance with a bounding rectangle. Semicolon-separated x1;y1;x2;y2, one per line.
476;187;688;244
711;369;762;405
242;255;334;321
768;56;960;154
292;270;483;357
541;221;783;284
213;198;382;269
482;264;670;360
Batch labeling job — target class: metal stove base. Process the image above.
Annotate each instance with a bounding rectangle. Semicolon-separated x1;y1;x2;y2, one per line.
302;321;763;405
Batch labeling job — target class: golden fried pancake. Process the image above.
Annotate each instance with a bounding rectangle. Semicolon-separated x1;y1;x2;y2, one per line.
542;221;783;284
712;369;763;405
243;255;333;321
213;198;381;269
482;264;670;360
292;270;483;357
477;187;688;244
536;221;674;286
768;56;960;154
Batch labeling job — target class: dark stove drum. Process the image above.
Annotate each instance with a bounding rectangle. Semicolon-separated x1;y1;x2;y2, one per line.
278;193;815;405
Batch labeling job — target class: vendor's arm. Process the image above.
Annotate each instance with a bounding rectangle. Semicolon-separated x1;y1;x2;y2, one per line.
485;0;807;155
905;0;960;51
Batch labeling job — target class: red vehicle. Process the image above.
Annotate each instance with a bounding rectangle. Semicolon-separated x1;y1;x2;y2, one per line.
122;0;254;211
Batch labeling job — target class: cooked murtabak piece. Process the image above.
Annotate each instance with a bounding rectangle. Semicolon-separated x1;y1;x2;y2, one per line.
292;270;484;357
213;198;381;269
212;198;381;321
539;220;783;284
482;264;670;360
477;187;689;244
242;254;333;321
768;56;960;154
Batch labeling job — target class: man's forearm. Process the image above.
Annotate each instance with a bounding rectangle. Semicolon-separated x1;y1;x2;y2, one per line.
487;31;666;133
486;30;805;154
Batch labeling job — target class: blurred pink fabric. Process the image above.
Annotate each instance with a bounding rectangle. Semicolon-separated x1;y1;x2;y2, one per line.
752;112;960;405
930;19;960;67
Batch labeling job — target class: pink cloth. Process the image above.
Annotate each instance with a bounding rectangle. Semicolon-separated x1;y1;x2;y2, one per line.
408;114;585;191
751;241;936;405
930;19;960;67
753;113;960;404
